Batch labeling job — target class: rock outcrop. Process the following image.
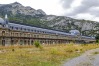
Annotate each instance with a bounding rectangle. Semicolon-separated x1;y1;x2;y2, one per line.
0;2;46;17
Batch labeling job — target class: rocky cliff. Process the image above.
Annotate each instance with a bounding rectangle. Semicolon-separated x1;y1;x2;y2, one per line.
0;2;46;17
40;15;99;36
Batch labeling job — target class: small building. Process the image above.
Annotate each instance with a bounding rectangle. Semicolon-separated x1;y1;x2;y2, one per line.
69;30;80;35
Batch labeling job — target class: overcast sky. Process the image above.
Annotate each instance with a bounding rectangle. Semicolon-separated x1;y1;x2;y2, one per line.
0;0;99;22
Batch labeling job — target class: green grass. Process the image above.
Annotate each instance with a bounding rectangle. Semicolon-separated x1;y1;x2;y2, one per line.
0;43;99;66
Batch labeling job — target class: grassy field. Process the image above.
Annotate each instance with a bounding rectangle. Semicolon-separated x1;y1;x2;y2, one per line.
0;43;99;66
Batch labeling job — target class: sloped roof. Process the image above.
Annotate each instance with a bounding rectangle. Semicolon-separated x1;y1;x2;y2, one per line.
0;17;5;24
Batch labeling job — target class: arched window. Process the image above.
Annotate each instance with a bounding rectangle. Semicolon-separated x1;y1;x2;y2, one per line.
2;31;5;36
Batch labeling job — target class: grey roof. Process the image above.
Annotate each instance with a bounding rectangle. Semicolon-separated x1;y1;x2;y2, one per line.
9;23;71;35
0;17;5;24
69;30;80;35
82;36;95;39
70;30;80;33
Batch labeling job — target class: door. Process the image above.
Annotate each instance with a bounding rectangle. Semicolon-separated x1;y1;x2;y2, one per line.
2;40;5;46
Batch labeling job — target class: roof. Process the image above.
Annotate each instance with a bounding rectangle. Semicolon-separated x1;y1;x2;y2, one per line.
70;30;80;33
8;23;71;35
0;17;5;24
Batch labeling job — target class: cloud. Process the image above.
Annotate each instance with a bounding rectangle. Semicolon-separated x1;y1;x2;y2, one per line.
74;13;99;22
60;0;74;8
88;7;99;17
67;0;99;16
74;13;95;20
60;0;99;21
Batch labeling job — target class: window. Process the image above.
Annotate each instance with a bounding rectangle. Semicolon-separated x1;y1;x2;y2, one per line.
16;33;18;36
15;27;18;30
2;25;5;27
11;26;14;29
2;31;5;36
34;30;36;32
42;31;44;33
37;35;39;38
20;28;22;30
24;28;26;31
34;35;36;38
37;31;39;33
28;29;30;31
31;30;33;32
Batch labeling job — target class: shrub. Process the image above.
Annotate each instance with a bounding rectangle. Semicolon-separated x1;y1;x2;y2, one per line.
34;40;41;48
50;48;58;55
75;49;79;51
93;52;99;54
12;49;15;52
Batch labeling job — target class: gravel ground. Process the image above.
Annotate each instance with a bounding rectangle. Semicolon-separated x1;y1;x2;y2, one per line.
63;48;99;66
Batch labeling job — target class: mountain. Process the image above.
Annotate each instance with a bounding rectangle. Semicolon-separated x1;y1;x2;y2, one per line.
0;2;99;36
40;15;99;36
0;2;46;17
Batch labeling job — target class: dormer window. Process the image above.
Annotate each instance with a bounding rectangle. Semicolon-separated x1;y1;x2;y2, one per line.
28;29;30;31
34;30;36;32
24;28;26;31
2;25;5;27
31;30;33;32
12;26;13;29
15;27;18;30
20;28;22;30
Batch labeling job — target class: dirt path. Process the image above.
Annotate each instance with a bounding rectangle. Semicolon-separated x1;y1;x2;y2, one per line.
63;48;99;66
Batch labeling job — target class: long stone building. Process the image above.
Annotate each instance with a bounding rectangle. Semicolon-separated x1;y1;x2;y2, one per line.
0;15;95;46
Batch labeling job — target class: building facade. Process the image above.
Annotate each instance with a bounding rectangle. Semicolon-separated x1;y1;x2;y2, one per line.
0;15;95;46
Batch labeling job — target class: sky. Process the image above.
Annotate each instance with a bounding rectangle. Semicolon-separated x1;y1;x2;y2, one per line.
0;0;99;22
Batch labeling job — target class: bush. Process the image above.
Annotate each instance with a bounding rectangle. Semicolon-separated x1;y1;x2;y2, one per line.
95;34;99;43
93;52;99;54
50;48;58;55
34;40;41;48
12;49;15;52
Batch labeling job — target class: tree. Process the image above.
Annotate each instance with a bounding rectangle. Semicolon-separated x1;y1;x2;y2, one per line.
95;34;99;43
